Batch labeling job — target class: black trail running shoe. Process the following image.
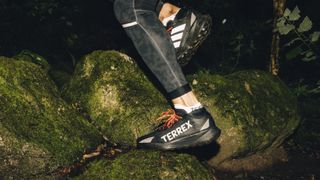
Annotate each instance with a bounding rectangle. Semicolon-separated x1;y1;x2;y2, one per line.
137;108;221;150
166;8;212;66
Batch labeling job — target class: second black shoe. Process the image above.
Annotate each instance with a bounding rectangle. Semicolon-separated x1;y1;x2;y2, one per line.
137;108;221;150
165;8;212;66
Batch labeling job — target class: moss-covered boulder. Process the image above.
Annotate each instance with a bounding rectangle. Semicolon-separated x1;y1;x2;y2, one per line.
0;123;51;178
78;150;211;179
63;51;168;145
0;56;101;178
13;50;50;72
63;50;299;168
190;71;299;167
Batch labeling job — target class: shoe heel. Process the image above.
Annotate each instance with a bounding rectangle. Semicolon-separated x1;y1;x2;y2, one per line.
197;127;221;144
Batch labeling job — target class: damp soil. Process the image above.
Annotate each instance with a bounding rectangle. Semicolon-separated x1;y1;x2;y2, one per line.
215;144;320;180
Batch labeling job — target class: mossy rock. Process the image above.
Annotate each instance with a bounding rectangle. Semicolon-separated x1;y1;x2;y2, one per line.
77;150;211;179
63;50;299;168
0;56;101;178
63;50;168;145
0;124;52;179
12;50;50;72
189;71;299;167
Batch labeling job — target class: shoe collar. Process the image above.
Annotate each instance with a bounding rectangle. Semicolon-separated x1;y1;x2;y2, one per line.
175;7;190;20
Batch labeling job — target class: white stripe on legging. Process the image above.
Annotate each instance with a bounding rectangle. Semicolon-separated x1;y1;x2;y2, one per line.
122;21;138;28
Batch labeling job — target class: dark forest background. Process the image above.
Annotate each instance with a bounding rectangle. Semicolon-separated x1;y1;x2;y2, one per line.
1;0;319;82
0;0;320;176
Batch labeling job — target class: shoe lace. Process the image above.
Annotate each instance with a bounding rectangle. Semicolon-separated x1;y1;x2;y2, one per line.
166;26;173;33
166;21;174;33
155;109;182;129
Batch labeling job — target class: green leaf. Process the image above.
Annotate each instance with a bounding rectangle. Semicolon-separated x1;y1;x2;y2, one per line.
305;51;314;58
288;6;301;21
283;8;291;17
278;24;295;35
277;17;286;27
302;55;317;62
302;50;317;62
310;31;320;42
298;16;313;32
276;17;295;35
286;47;303;60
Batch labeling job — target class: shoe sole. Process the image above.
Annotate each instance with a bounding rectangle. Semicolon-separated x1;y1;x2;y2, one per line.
177;15;212;66
137;127;221;151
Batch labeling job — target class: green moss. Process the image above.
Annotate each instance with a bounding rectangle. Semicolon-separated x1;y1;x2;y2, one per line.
64;51;299;167
12;50;50;72
189;70;299;164
77;150;211;180
63;51;168;145
0;124;52;179
0;56;101;175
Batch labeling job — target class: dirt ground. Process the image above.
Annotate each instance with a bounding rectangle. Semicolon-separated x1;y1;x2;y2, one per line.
215;144;320;180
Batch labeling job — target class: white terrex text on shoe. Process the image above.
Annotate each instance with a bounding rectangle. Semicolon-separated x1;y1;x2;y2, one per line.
161;120;193;142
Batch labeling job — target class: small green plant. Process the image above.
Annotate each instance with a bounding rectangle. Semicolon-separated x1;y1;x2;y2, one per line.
291;80;320;97
310;80;320;94
276;6;319;62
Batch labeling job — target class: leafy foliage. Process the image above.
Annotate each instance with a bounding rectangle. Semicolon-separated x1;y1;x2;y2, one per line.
276;6;319;62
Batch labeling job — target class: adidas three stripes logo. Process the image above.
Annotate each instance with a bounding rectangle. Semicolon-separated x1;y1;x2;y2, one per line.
170;24;186;48
170;12;196;48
